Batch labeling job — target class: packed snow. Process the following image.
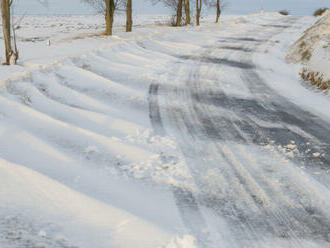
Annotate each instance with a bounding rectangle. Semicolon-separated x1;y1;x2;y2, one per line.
0;12;330;248
0;13;215;248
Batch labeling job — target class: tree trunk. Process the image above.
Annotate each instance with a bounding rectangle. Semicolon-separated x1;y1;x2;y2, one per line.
110;0;115;33
126;0;132;32
176;0;183;26
1;0;12;65
216;0;221;23
196;0;202;26
184;0;190;25
105;0;111;35
105;0;115;35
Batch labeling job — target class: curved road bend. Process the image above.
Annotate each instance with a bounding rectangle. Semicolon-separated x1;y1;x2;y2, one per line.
149;15;330;248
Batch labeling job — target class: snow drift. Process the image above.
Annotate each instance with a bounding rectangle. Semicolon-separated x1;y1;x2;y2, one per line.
287;11;330;90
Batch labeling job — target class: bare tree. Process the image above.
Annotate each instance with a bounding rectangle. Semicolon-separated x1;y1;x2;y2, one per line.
1;0;48;65
215;0;220;23
1;0;18;65
126;0;132;32
105;0;115;35
196;0;202;26
151;0;177;12
176;0;183;26
10;1;19;63
82;0;106;13
82;0;124;35
152;0;191;26
183;0;190;25
205;0;227;23
82;0;126;14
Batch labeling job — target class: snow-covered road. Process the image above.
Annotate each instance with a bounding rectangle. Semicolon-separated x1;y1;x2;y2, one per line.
0;13;330;248
150;15;330;247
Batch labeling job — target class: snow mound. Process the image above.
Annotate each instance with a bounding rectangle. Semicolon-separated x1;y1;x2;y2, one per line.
163;235;197;248
0;158;173;248
286;12;330;90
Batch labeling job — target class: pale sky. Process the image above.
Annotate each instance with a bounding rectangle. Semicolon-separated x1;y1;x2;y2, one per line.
15;0;329;16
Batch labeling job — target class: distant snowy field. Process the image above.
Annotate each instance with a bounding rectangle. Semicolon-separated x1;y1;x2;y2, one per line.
1;14;238;45
0;14;238;77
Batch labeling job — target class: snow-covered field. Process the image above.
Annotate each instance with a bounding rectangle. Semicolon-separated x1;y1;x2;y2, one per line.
0;13;330;248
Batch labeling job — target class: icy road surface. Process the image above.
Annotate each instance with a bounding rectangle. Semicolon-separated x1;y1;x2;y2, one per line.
0;14;330;248
149;15;330;247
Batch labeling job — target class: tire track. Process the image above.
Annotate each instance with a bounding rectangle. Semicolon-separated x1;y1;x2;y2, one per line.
156;16;330;248
148;83;213;248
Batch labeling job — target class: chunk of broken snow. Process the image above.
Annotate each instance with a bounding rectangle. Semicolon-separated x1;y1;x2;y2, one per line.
38;230;47;237
285;144;296;150
264;144;273;151
165;235;197;248
84;145;99;153
286;151;294;159
313;152;321;158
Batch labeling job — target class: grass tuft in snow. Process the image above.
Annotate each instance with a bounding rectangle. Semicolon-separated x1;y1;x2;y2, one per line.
278;10;290;16
300;68;330;90
313;8;329;17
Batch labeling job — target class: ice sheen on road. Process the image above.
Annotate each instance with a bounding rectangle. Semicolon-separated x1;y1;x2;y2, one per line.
0;13;329;248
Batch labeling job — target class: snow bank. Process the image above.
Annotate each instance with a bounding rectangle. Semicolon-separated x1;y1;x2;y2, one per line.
0;158;173;248
254;15;330;122
287;12;330;90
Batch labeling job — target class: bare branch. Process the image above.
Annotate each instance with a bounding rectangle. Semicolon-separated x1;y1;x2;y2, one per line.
81;0;125;14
